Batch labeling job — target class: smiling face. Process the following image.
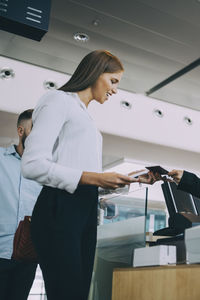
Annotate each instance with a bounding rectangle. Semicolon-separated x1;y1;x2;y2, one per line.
91;71;123;104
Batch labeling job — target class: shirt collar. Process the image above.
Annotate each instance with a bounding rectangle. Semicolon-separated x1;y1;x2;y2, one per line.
4;145;21;159
66;92;94;121
73;93;87;110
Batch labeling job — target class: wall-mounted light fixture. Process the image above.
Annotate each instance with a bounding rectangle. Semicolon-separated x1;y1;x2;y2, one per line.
153;108;164;118
0;68;15;79
183;116;193;125
120;100;132;110
43;80;58;90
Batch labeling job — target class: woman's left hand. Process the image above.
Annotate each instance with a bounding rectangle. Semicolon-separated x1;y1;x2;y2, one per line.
131;171;162;185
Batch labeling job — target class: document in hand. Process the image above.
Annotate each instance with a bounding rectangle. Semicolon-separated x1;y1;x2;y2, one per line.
146;165;168;175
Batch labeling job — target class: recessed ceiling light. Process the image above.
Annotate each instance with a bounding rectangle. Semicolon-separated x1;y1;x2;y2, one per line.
73;32;89;42
43;80;58;90
120;100;132;110
153;108;164;118
0;68;15;79
183;116;193;125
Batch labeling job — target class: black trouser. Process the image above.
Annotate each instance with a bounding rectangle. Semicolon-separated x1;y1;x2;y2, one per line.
31;185;98;300
0;258;37;300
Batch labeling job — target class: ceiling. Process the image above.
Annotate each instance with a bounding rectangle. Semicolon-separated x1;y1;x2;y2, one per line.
0;0;200;110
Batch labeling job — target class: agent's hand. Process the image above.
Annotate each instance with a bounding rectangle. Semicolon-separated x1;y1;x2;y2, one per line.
167;169;183;184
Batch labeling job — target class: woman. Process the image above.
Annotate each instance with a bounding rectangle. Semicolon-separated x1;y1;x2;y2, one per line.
21;50;135;300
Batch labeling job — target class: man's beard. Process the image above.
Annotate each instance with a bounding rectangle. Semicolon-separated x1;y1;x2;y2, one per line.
21;132;27;149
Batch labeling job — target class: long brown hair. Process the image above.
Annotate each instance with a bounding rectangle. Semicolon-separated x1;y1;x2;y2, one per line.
59;50;124;92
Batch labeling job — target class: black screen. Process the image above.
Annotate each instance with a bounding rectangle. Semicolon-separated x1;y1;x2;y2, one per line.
161;182;198;217
193;196;200;215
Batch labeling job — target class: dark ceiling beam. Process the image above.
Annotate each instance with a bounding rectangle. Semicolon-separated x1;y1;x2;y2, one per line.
146;57;200;96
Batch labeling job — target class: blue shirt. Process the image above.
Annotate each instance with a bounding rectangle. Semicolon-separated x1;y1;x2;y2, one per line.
0;145;42;259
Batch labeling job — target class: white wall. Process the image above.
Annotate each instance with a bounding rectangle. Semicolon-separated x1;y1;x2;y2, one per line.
102;133;200;174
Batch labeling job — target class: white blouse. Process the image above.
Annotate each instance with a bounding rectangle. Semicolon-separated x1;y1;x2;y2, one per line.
21;90;102;194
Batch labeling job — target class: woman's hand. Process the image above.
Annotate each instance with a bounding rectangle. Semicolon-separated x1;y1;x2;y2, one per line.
138;171;162;185
130;171;162;185
80;171;135;189
167;169;183;184
97;172;134;189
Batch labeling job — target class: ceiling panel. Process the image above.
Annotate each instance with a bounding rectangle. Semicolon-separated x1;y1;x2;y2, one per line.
0;0;200;110
139;0;200;27
69;0;200;48
151;67;200;109
51;1;199;63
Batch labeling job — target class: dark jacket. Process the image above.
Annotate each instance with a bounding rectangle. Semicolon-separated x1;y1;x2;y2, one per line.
178;170;200;198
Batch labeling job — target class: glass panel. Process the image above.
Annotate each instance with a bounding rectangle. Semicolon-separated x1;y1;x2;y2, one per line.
89;186;147;300
97;186;147;265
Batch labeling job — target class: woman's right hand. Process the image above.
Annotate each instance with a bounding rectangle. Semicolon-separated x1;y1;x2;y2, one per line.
97;172;134;189
80;171;134;189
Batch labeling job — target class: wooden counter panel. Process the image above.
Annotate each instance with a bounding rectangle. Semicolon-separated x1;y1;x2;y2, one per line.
112;265;200;300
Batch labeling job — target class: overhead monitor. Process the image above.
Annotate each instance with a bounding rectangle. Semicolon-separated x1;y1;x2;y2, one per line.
0;0;51;41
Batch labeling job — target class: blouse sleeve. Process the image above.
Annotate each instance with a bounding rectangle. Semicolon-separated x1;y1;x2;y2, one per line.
21;91;83;194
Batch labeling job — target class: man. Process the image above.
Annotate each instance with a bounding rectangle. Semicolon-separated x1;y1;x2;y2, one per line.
0;109;42;300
